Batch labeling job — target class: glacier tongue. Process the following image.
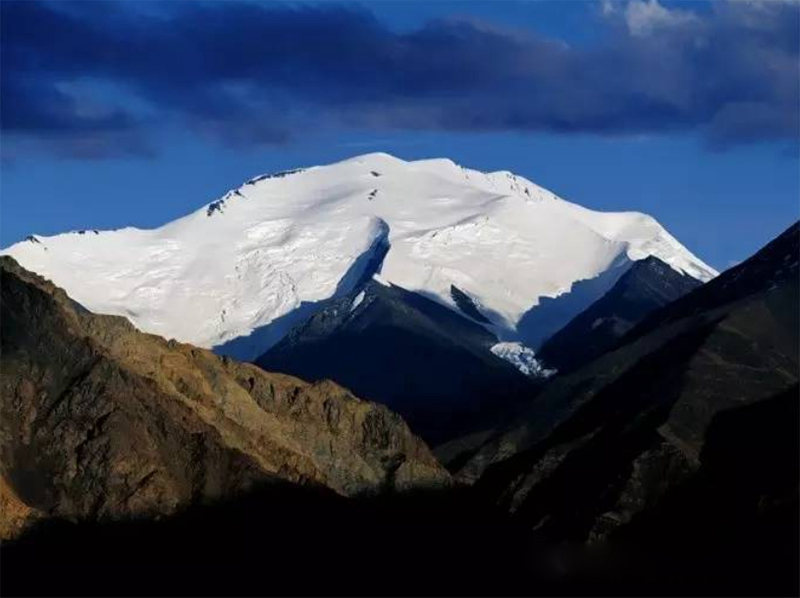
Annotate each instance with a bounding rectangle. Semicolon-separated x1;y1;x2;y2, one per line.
1;152;717;352
490;342;556;378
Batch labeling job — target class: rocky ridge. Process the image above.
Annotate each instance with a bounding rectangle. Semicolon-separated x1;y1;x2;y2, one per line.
0;256;449;539
446;223;799;551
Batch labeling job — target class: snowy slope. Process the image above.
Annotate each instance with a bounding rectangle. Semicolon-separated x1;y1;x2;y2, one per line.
1;153;716;355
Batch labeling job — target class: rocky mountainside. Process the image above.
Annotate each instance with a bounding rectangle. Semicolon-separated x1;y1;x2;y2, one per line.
441;222;799;594
0;256;448;540
258;278;535;444
537;256;703;372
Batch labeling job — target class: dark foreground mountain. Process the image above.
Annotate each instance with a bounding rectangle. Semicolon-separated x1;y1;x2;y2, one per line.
4;483;547;597
442;222;799;595
257;279;534;444
0;262;709;598
537;255;703;372
0;256;448;540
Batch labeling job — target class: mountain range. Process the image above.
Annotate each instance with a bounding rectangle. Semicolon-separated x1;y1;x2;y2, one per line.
2;153;716;441
1;154;796;596
441;222;799;594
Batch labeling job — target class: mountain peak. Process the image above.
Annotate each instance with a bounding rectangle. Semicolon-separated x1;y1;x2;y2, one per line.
338;151;407;166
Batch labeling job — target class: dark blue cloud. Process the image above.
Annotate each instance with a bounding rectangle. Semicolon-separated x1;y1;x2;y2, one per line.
2;0;797;158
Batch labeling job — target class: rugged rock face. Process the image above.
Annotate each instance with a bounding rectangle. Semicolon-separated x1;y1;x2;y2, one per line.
258;278;534;444
447;223;799;572
537;256;702;372
0;257;449;539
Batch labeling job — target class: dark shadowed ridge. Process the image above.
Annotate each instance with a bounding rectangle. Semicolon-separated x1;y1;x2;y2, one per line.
538;256;703;372
257;278;535;445
444;222;799;596
625;221;800;341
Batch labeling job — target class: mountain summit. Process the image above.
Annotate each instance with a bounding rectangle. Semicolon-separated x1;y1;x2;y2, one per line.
1;153;715;361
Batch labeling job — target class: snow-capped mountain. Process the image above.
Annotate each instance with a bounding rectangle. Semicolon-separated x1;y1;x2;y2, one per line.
1;152;716;360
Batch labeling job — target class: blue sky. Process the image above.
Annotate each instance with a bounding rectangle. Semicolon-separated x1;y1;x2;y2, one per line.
2;0;798;270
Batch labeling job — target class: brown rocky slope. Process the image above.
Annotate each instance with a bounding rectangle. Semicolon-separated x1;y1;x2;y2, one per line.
0;256;448;539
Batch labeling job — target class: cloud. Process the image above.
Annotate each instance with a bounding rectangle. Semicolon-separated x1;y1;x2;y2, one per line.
623;0;701;37
1;0;797;158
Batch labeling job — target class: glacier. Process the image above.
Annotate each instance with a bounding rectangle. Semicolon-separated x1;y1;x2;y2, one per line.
490;342;556;378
